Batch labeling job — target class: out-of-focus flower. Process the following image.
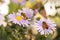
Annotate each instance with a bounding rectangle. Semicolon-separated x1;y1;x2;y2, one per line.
34;18;56;35
25;1;33;8
8;12;28;26
0;14;7;27
0;2;9;16
12;0;26;6
2;0;10;5
44;1;56;16
20;8;34;19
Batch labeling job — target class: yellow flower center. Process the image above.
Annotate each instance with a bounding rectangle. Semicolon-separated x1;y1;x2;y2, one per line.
42;22;49;29
16;16;23;21
17;0;22;3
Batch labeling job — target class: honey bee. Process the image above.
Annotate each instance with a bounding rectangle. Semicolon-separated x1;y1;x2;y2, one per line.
42;22;48;29
21;13;28;20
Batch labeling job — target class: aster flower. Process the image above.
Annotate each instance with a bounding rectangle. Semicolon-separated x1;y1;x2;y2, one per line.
8;12;28;26
12;0;26;6
34;18;56;35
20;8;34;19
0;14;7;27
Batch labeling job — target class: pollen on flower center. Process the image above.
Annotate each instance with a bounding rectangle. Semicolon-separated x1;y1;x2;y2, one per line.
42;22;49;29
16;16;23;21
17;0;22;3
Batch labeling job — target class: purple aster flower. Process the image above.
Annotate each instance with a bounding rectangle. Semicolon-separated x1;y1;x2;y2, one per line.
34;18;56;35
8;12;28;26
12;0;26;6
20;8;34;19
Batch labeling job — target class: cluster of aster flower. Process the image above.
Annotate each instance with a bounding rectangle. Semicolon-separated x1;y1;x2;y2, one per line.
0;0;57;36
0;7;56;36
